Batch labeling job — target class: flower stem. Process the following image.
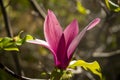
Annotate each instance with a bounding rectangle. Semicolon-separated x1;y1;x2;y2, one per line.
50;68;72;80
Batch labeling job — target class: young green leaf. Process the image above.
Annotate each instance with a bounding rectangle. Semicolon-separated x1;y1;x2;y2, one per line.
69;60;102;79
76;1;90;14
25;35;34;41
105;0;120;12
0;32;34;52
4;47;19;51
0;37;18;51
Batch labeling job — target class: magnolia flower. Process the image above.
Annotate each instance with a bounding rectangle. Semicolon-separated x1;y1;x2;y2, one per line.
27;10;100;69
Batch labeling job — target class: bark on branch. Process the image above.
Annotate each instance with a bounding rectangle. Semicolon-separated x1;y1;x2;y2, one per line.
0;0;22;75
0;63;44;80
29;0;46;19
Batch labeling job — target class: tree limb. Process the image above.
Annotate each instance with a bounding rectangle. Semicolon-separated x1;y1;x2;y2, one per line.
0;0;13;37
0;63;44;80
93;49;120;57
29;0;46;19
96;0;110;16
0;0;22;75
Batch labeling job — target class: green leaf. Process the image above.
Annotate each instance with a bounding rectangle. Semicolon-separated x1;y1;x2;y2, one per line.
76;1;90;15
0;37;19;51
22;35;34;44
69;60;102;79
25;35;34;41
4;47;19;51
105;0;120;12
0;31;34;52
51;68;72;80
13;31;33;45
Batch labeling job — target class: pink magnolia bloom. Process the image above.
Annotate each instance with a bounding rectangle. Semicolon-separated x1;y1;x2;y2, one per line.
27;10;100;69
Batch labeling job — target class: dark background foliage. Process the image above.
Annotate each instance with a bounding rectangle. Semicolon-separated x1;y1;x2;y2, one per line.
0;0;120;80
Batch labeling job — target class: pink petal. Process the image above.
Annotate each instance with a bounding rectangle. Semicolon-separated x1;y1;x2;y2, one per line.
56;34;68;69
67;18;100;58
64;19;79;48
27;39;51;50
87;18;100;30
44;10;62;53
56;34;66;60
27;39;58;66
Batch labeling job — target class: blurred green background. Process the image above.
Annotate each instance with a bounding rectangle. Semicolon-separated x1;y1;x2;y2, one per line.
0;0;120;80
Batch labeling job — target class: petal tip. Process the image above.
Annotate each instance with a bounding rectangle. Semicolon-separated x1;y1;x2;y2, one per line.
73;19;77;22
47;9;54;16
87;18;101;30
95;18;101;23
48;9;51;13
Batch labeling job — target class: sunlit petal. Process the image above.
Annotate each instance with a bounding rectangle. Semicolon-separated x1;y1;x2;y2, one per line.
27;39;58;65
87;18;100;30
67;18;100;58
64;19;79;48
44;10;62;53
27;39;50;50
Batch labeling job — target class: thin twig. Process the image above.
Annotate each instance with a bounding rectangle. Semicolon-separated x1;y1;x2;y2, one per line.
0;63;44;80
29;0;46;19
0;0;13;37
0;0;22;75
5;0;12;8
96;0;110;16
93;49;120;57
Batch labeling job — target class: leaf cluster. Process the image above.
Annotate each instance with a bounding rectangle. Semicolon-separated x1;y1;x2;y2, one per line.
0;32;33;52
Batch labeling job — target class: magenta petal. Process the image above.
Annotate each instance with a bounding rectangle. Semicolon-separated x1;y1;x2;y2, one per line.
64;19;79;48
44;10;62;53
27;39;58;66
27;39;51;50
27;39;55;54
67;18;100;58
87;18;100;30
56;34;68;69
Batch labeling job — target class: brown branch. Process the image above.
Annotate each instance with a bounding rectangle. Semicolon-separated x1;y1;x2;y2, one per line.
29;0;46;19
0;0;13;37
93;49;120;57
0;63;44;80
0;0;22;75
96;0;110;16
